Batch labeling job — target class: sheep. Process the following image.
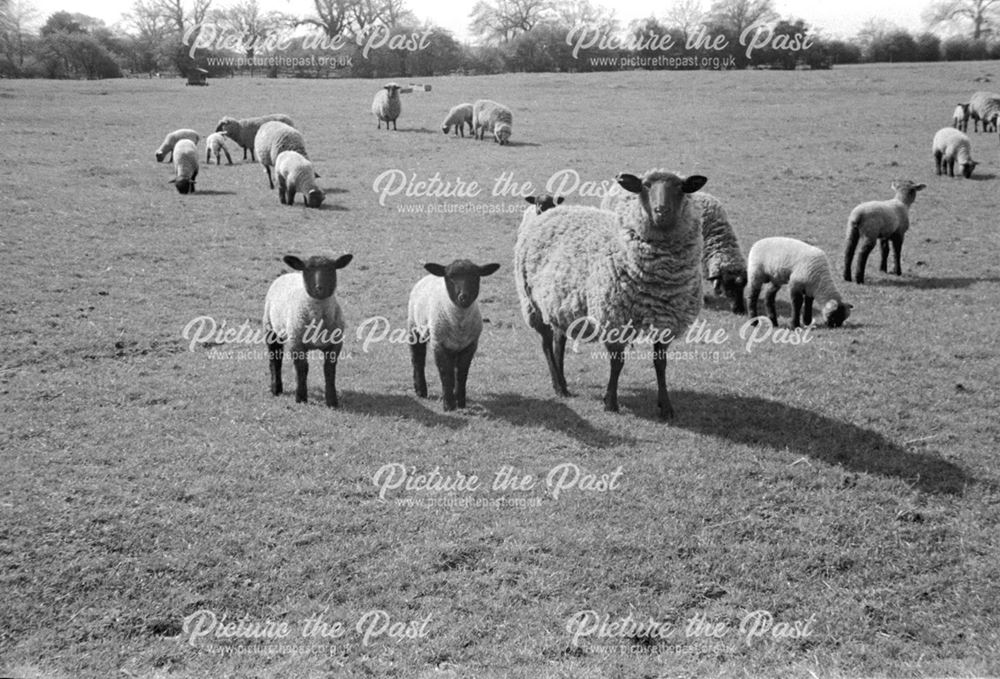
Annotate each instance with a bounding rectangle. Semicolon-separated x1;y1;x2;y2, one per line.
169;139;198;194
524;193;564;214
204;131;233;165
952;103;970;132
253;121;308;190
155;128;199;163
472;99;513;145
263;253;353;407
441;103;474;137
372;83;402;131
516;170;707;420
275;150;324;208
843;179;925;284
407;260;501;411
691;192;747;314
214;114;294;161
968;91;1000;132
932;127;978;179
747;237;852;329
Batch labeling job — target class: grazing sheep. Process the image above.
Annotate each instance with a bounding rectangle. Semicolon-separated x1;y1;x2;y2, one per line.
254;121;308;190
205;131;233;165
275;150;324;208
932;127;977;179
952;103;970;132
691;192;747;314
517;170;707;420
747;237;852;328
407;260;501;411
169;139;198;194
843;179;925;284
968;91;1000;132
441;103;474;137
472;99;513;145
214;114;294;161
155;128;199;163
372;83;402;130
524;194;564;215
263;253;353;407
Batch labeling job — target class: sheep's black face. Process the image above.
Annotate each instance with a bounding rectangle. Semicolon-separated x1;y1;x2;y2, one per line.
306;189;325;208
824;302;851;328
425;260;502;309
719;272;747;314
962;161;977;179
284;254;353;300
175;179;193;194
441;125;450;134
618;172;708;235
525;194;564;214
155;151;166;162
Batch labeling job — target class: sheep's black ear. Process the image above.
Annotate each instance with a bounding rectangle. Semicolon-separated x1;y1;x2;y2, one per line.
478;263;501;277
914;183;926;191
425;263;447;277
682;175;708;193
617;173;643;194
525;196;538;205
334;254;353;269
283;255;305;270
556;196;564;205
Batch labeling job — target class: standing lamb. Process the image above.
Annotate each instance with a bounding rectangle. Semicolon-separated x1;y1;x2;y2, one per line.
517;170;707;420
263;253;353;407
952;103;970;132
407;260;501;411
169;139;198;194
214;114;294;161
932;127;978;178
205;131;233;165
275;150;324;208
747;237;852;328
254;121;308;190
372;83;402;131
155;128;199;162
472;99;513;145
441;103;474;137
691;192;747;314
968;91;1000;132
843;179;925;284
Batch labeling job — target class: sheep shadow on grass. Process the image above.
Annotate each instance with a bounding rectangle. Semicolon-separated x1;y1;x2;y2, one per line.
339;391;469;430
478;393;635;450
190;190;237;196
626;389;972;495
872;275;1000;290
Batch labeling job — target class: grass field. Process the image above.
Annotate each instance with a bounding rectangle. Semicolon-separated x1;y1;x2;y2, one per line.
1;61;999;678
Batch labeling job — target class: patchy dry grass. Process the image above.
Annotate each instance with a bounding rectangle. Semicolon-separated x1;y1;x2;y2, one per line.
1;63;999;678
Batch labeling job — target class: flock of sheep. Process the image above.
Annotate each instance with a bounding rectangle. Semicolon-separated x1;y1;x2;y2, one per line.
153;82;991;420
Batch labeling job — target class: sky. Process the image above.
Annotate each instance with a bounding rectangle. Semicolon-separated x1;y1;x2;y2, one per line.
25;0;929;41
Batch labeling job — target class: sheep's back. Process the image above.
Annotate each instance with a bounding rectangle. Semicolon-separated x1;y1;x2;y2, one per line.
173;140;198;177
255;122;307;168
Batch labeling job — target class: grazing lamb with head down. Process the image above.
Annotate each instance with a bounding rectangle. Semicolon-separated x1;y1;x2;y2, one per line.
517;169;707;420
952;103;970;132
408;259;501;411
275;150;324;208
263;253;353;407
254;121;308;190
214;114;294;161
691;192;747;314
968;91;1000;132
932;127;977;178
441;103;474;137
472;99;513;145
169;139;198;194
205;131;233;165
843;179;925;284
747;237;852;328
155;128;199;162
372;83;402;130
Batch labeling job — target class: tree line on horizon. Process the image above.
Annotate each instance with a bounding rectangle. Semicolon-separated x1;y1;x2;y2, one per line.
1;0;999;80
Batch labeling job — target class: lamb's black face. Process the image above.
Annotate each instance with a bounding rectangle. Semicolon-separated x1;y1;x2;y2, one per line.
425;260;502;309
825;302;851;328
284;254;353;300
962;162;977;179
305;189;325;208
720;272;747;314
525;194;564;214
175;178;193;194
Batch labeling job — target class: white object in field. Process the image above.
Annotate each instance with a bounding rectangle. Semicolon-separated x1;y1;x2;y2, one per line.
399;83;432;94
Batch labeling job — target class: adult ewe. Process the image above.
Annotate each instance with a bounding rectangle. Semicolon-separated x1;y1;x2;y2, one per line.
214;114;294;161
155;128;199;162
372;83;402;130
254;121;308;190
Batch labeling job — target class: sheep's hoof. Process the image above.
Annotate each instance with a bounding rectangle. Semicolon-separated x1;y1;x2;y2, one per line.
295;393;307;404
603;396;619;413
271;385;282;396
415;386;428;398
325;396;339;408
658;402;675;421
442;401;456;412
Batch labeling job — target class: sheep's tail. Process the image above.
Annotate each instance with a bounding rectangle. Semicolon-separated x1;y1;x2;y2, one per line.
843;213;861;282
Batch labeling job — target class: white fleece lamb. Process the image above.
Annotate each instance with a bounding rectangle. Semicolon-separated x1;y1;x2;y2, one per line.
472;99;513;144
932;127;977;178
214;114;294;161
952;103;969;132
275;150;324;208
747;237;851;328
441;103;474;137
170;139;198;194
254;121;308;190
843;179;925;284
155;128;199;162
205;131;233;165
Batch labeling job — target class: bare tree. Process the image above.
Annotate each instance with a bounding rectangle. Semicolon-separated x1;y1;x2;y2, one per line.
706;0;777;36
1;0;40;67
552;0;617;31
470;0;554;43
301;0;353;37
665;0;704;41
350;0;413;32
924;0;1000;39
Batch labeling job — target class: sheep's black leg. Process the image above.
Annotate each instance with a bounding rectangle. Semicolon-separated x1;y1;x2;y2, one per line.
653;341;673;421
293;353;309;403
948;158;955;177
277;176;288;204
747;282;762;323
843;226;860;282
934;150;943;175
392;119;397;131
268;340;283;395
264;166;275;190
223;147;232;165
764;285;780;326
323;344;341;408
603;342;627;413
287;188;296;206
553;330;570;396
434;345;457;411
538;325;568;397
243;147;249;160
879;238;890;272
854;238;877;284
191;169;197;193
791;288;804;328
410;330;428;398
803;296;814;326
454;341;478;409
206;149;211;164
890;233;904;276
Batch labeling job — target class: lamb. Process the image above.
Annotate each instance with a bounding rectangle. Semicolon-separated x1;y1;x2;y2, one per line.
263;253;353;407
843;179;925;284
968;91;1000;132
516;170;707;420
441;103;474;137
275;150;324;208
372;83;402;131
524;194;564;214
407;260;501;411
204;131;233;165
472;99;513;145
253;121;308;190
155;128;199;162
932;127;978;179
214;113;294;161
952;103;970;132
169;139;198;194
747;237;852;328
691;192;747;314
